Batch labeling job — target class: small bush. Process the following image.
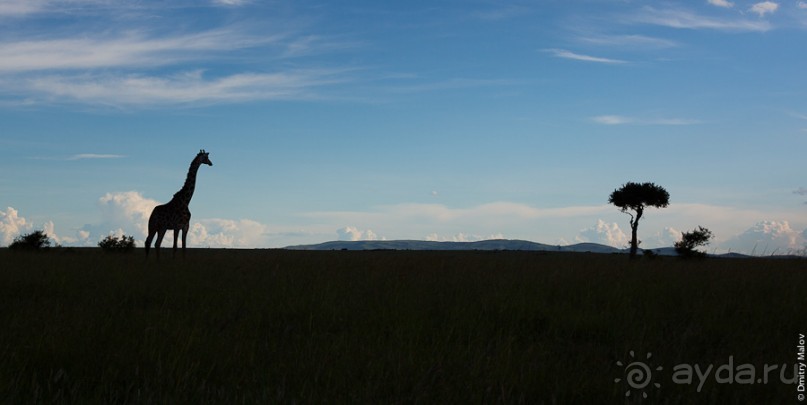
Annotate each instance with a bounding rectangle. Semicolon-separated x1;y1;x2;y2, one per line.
9;230;52;250
675;226;713;258
98;235;136;253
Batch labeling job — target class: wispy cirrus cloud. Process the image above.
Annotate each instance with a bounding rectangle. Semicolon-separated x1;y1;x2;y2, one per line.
545;49;627;64
14;69;351;107
68;153;125;160
384;77;520;94
0;0;136;18
212;0;250;6
576;34;678;49
0;30;282;73
0;24;359;107
592;115;700;125
0;0;46;17
469;5;530;21
629;6;771;32
0;2;362;108
592;115;634;125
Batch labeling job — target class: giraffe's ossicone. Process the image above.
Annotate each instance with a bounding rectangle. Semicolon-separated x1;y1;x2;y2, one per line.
145;150;213;257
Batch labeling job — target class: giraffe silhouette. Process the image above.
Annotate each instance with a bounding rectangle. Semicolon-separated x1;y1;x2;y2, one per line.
145;150;213;257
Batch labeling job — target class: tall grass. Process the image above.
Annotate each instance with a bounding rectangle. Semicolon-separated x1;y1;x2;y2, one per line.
0;249;803;403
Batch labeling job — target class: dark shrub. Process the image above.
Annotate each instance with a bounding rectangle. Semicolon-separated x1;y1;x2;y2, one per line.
9;230;52;250
674;226;713;258
98;235;136;253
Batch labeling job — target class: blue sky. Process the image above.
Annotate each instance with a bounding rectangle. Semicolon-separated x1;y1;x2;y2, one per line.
1;0;806;253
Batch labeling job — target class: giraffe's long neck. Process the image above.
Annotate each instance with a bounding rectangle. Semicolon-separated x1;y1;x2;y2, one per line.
174;159;202;207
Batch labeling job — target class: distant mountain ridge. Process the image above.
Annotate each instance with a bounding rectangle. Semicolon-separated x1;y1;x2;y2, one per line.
284;239;778;259
285;239;624;253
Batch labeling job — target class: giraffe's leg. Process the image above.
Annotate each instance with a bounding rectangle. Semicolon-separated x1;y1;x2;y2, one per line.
145;231;154;256
181;224;189;257
172;229;180;256
155;229;166;257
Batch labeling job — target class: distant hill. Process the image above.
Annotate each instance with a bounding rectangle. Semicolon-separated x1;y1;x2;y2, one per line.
285;239;624;253
284;239;768;258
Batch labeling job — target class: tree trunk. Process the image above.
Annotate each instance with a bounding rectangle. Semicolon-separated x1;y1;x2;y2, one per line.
629;208;643;258
630;222;639;257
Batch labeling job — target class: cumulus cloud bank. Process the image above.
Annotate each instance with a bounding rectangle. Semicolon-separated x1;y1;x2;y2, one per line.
425;232;505;242
575;220;629;248
0;207;75;246
575;220;682;249
0;207;31;246
95;191;158;238
723;220;805;255
336;226;384;241
188;218;268;248
78;191;269;248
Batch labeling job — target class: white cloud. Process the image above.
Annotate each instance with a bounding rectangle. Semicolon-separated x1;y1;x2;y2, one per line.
425;232;504;242
0;0;47;17
74;191;154;245
591;115;699;126
15;69;348;107
470;5;529;21
84;191;270;248
749;2;779;17
213;0;250;6
546;49;626;64
336;226;384;241
0;207;31;246
95;191;159;239
188;218;268;248
0;25;357;107
722;220;805;255
294;201;807;254
304;202;613;245
799;1;807;9
577;34;678;49
0;30;277;73
649;226;683;248
631;6;771;32
592;115;634;125
0;207;78;247
68;153;125;160
0;0;115;17
43;220;80;245
708;0;734;8
575;220;629;248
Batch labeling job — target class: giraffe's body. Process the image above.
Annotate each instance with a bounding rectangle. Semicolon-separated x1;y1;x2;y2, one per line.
145;150;212;256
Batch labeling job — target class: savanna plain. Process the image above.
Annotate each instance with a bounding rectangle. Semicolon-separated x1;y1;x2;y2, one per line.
0;248;804;404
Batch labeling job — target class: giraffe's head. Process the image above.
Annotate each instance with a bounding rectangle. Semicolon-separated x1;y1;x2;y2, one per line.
197;149;213;166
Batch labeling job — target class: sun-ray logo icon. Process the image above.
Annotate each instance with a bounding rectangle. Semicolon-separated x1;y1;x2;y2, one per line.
614;351;663;399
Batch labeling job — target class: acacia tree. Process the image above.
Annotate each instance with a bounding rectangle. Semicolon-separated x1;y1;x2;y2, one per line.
608;182;670;257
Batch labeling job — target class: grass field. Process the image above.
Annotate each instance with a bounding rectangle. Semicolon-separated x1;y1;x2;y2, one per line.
0;248;804;403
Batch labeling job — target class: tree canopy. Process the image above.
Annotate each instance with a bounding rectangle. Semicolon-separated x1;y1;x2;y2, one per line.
608;182;670;212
